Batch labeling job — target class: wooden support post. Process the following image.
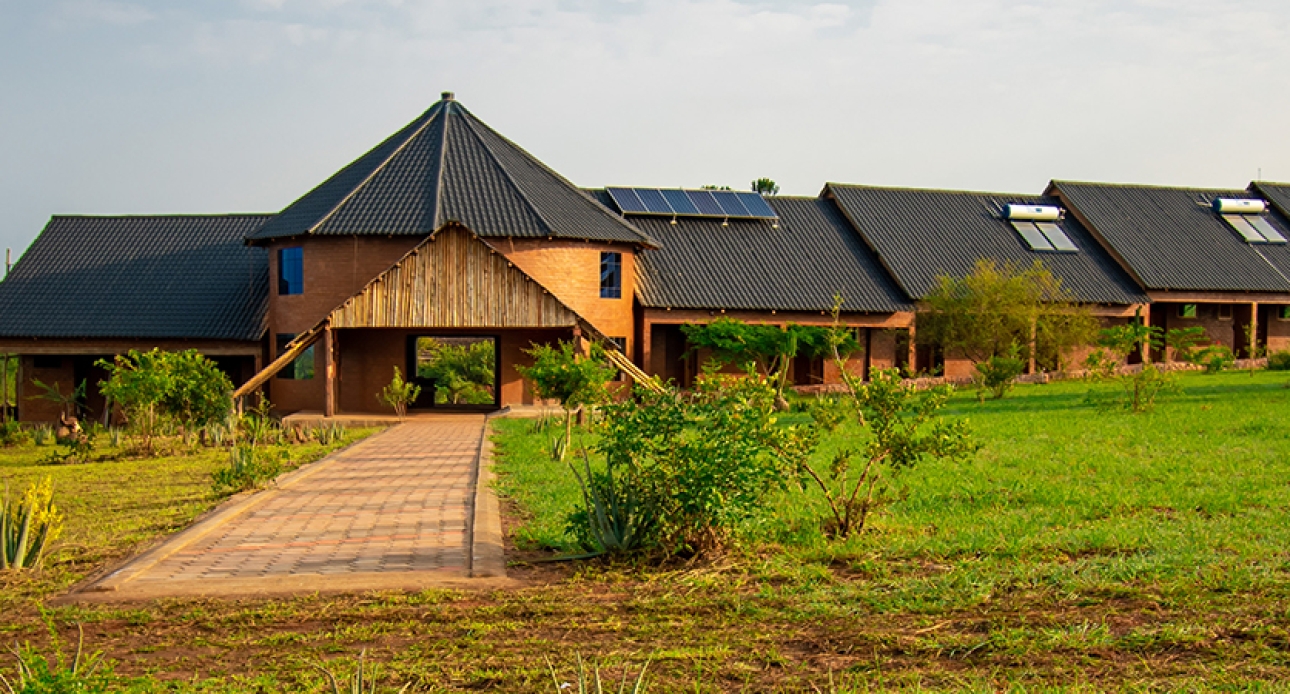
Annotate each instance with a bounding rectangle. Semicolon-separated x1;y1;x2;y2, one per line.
1139;307;1152;364
1250;302;1260;359
323;324;335;418
1028;318;1038;375
906;324;917;374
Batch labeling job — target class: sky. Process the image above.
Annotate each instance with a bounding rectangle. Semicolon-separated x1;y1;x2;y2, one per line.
1;0;1288;255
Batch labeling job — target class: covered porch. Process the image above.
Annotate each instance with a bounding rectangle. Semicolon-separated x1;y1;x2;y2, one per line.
238;226;596;416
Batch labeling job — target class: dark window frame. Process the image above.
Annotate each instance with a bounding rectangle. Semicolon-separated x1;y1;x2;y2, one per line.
600;251;622;299
278;246;304;296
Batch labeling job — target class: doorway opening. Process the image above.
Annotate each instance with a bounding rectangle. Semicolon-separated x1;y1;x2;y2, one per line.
406;335;500;410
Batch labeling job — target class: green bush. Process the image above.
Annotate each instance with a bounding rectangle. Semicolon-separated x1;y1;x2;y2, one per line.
98;349;232;452
377;367;420;421
0;420;29;447
578;369;815;556
973;347;1026;400
516;341;615;461
1268;350;1290;371
1195;345;1236;373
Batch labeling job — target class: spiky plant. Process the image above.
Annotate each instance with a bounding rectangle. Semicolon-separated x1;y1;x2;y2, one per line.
1;477;63;570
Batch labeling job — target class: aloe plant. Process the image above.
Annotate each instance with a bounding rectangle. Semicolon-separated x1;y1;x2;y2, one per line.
1;477;63;570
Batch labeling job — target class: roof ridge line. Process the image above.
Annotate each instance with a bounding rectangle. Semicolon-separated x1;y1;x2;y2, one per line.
431;102;451;230
455;110;556;236
456;107;654;246
304;103;444;235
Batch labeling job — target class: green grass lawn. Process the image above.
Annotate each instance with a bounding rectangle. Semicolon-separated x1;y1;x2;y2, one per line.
3;373;1289;692
0;427;381;610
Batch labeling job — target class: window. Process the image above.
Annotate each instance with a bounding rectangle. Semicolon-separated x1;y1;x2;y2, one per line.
275;333;315;380
1217;304;1233;320
32;356;62;369
278;247;304;295
600;252;622;299
1178;304;1198;319
1280;306;1290;321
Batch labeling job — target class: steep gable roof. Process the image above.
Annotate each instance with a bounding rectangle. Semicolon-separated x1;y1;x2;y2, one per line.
1252;181;1290;220
826;184;1148;305
1050;181;1290;293
248;95;655;247
0;215;270;341
627;195;913;313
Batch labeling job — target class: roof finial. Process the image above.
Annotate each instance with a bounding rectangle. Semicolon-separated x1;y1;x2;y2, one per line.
441;91;456;102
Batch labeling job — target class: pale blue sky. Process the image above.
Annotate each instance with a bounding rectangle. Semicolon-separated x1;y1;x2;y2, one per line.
2;0;1288;255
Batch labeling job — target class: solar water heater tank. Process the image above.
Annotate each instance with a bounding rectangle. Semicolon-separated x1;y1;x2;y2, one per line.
1003;204;1062;221
1212;198;1267;214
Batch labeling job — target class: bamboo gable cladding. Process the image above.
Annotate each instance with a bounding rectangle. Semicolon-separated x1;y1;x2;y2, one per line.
329;226;580;329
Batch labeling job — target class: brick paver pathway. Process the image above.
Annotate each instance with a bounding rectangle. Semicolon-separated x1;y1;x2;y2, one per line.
129;418;483;586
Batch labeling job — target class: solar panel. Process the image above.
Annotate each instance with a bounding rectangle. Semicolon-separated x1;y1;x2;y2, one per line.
605;187;780;221
712;190;749;217
661;189;699;215
737;192;778;218
1249;216;1288;243
686;189;725;216
1036;222;1079;252
1223;214;1265;243
1012;221;1054;251
635;188;673;215
606;188;648;214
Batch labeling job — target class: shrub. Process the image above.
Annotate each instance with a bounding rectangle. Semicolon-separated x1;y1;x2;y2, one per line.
1;477;63;570
516;341;616;461
1093;315;1176;412
0;420;28;447
1268;350;1290;371
1195;344;1235;373
973;347;1026;400
578;369;816;556
377;367;420;421
799;369;976;538
98;349;233;452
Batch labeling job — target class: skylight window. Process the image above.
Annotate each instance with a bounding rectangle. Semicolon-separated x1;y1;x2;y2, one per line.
1003;205;1078;253
1213;198;1287;244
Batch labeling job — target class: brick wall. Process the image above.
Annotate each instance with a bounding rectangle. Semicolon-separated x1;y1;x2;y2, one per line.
1267;308;1290;353
499;240;636;353
265;236;425;412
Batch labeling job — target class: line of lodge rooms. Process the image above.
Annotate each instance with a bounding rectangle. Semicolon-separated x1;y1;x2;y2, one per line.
2;97;1290;419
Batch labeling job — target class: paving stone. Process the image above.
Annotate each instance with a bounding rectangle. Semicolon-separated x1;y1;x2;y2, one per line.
132;418;484;585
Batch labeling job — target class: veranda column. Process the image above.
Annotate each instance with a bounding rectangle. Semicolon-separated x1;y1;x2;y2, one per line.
323;323;335;418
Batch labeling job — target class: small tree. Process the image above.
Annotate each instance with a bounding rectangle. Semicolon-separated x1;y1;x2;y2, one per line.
919;259;1097;398
378;367;420;421
98;350;174;452
751;178;780;195
681;318;854;410
1091;315;1175;412
516;340;616;460
161;350;234;440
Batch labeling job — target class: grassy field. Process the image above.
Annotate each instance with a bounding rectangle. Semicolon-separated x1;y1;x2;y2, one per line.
2;372;1289;691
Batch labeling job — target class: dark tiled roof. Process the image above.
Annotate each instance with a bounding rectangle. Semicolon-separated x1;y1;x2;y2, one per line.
1253;181;1290;219
249;98;655;246
826;184;1148;304
631;196;912;313
1051;181;1290;293
0;215;270;340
